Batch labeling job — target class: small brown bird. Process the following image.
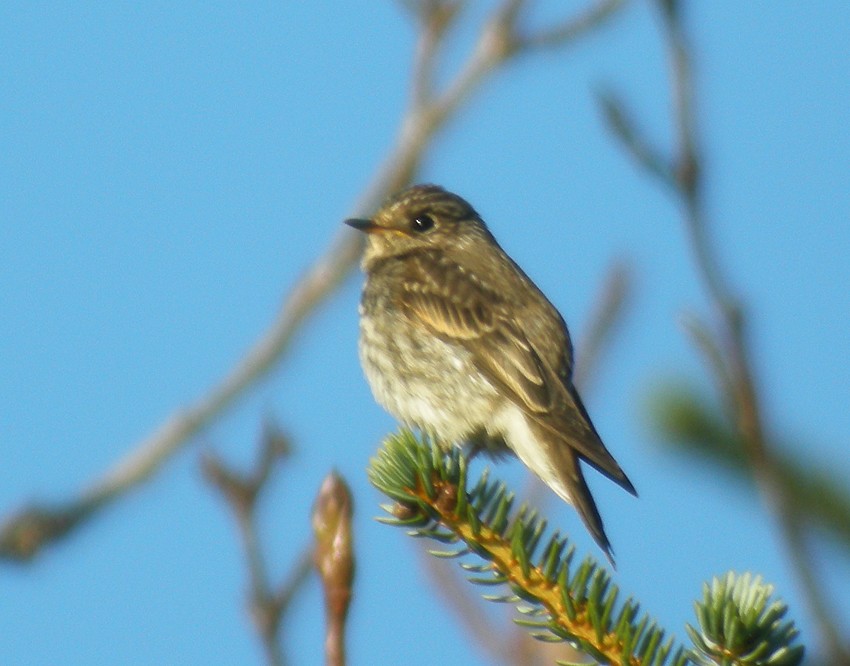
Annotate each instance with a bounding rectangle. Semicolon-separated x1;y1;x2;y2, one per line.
346;184;635;561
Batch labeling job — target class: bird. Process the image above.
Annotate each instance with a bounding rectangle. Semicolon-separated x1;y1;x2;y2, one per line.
346;184;635;562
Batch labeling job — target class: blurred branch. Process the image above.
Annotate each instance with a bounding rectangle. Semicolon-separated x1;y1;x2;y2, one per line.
517;0;626;53
403;0;463;109
202;422;311;666
312;472;355;666
678;312;732;397
600;1;849;662
650;384;850;552
0;0;625;562
573;259;633;392
597;89;673;185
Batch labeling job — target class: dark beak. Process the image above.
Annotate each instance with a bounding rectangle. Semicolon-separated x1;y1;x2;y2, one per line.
345;218;377;233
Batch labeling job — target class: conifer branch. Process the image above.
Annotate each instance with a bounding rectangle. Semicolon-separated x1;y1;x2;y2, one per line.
369;430;804;666
687;573;804;666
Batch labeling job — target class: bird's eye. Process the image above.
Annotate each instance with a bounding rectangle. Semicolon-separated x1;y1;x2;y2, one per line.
411;214;435;233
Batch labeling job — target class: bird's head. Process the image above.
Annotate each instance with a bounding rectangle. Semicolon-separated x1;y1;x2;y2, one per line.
345;184;492;266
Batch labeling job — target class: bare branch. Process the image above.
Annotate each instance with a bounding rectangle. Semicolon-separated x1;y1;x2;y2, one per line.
1;234;361;561
573;259;633;392
419;553;509;663
661;3;847;658
518;0;627;52
678;312;733;404
597;89;674;186
203;424;310;666
406;1;464;109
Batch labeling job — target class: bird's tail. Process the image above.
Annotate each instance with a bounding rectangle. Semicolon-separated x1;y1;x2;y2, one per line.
553;449;614;566
516;420;615;565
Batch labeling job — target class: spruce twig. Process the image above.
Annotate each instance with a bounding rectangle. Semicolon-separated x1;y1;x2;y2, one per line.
369;430;805;666
370;431;686;665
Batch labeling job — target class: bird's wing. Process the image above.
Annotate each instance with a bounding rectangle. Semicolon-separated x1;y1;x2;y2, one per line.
400;252;554;414
401;252;636;495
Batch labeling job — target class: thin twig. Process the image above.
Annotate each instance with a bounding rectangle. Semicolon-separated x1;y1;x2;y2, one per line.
518;0;626;51
404;0;463;109
276;548;315;626
202;424;309;666
597;90;673;185
420;553;509;661
572;260;633;392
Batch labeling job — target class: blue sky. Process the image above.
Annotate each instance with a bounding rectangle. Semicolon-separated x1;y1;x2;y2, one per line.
2;2;848;664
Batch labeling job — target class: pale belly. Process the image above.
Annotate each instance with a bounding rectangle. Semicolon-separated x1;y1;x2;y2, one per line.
358;308;500;445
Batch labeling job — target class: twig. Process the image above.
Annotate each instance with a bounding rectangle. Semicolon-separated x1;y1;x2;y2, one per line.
597;89;673;185
602;1;849;661
420;553;509;661
517;0;626;51
403;0;463;109
202;423;310;666
572;259;633;392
